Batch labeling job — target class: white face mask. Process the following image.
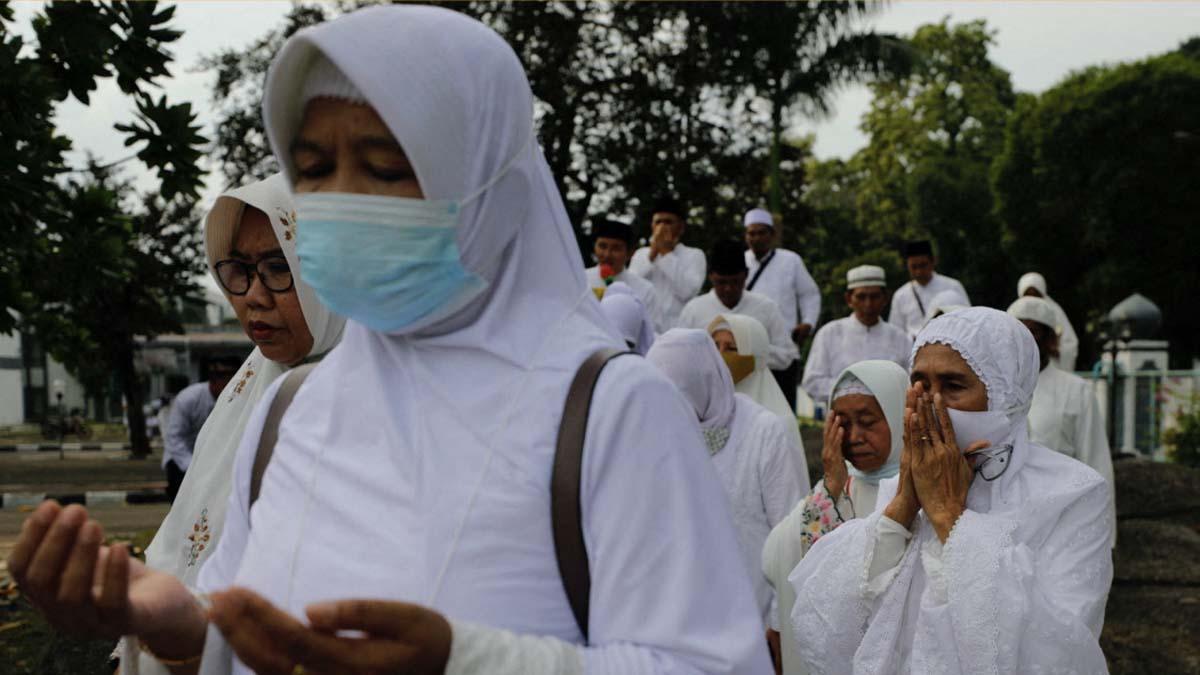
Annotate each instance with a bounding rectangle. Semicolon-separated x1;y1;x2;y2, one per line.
946;407;1015;481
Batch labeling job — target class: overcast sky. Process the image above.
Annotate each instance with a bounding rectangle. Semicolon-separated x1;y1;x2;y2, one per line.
14;1;1200;206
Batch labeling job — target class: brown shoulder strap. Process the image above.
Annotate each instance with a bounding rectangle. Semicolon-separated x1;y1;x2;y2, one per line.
551;347;631;643
249;362;318;509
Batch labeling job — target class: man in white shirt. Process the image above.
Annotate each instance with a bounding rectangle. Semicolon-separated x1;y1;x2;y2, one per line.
678;239;798;371
584;219;661;328
888;239;970;339
162;359;236;502
628;197;706;330
802;265;912;406
743;207;821;409
1009;296;1115;542
1017;272;1080;371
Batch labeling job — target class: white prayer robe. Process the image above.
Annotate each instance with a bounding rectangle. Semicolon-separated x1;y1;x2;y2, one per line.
1028;363;1116;541
763;477;879;675
584;265;663;332
1043;295;1080;371
888;272;969;339
629;243;707;330
801;316;911;404
714;394;804;622
195;7;772;674
678;290;799;370
744;248;822;329
789;308;1113;675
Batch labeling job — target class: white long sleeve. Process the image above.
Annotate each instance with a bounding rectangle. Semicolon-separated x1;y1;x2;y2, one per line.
799;327;835;404
790;452;1113;674
794;257;821;328
445;621;583;674
629;245;706;329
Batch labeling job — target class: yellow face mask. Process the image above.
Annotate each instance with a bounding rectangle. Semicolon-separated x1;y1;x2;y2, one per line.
721;351;756;384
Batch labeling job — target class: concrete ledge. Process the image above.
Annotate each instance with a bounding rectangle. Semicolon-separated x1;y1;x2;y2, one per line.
1;489;168;509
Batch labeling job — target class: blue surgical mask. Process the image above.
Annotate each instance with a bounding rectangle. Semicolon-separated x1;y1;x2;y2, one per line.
295;192;488;333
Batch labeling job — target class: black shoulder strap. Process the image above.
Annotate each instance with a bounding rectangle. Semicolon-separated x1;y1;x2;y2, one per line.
910;280;926;317
551;347;631;643
746;249;776;291
249;362;318;509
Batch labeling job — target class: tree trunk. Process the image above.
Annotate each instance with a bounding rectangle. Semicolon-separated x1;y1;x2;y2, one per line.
116;338;150;458
768;92;785;220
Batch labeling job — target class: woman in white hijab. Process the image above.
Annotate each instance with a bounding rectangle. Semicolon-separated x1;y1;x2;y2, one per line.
760;360;906;675
709;313;809;489
6;7;772;675
789;308;1113;674
117;173;344;675
599;283;656;355
647;329;803;626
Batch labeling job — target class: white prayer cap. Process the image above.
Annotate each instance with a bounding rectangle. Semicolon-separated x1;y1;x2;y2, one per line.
1017;272;1048;297
300;53;366;108
831;372;873;401
847;264;886;290
1008;296;1061;335
742;208;774;229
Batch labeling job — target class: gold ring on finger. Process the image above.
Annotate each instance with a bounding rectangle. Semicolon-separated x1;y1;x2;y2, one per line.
921;435;931;441
291;665;307;675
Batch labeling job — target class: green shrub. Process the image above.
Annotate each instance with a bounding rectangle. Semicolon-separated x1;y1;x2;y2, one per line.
1165;394;1200;468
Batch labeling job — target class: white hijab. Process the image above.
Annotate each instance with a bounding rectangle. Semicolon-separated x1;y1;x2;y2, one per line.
126;175;344;675
646;329;736;433
599;286;656;355
708;314;805;458
828;360;907;485
913;307;1039;502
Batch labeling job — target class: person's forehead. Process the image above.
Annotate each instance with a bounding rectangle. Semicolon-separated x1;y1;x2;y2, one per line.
232;211;278;251
595;236;628;247
907;255;933;265
912;344;974;376
652;211;682;221
833;394;882;416
850;285;885;295
747;222;771;233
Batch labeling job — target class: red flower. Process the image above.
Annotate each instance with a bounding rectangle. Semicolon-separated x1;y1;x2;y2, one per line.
599;263;616;283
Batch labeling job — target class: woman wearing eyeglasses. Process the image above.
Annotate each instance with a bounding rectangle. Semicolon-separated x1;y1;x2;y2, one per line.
113;173;344;675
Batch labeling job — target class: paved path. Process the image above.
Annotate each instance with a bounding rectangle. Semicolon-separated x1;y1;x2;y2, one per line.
0;503;170;565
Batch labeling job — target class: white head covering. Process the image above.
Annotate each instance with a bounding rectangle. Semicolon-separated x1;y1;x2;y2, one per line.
847;264;886;290
600;291;656;355
1007;296;1060;335
647;329;735;433
743;207;774;228
924;288;970;321
132;175;344;669
707;314;806;466
1017;271;1048;297
827;360;907;485
265;6;595;340
912;307;1040;498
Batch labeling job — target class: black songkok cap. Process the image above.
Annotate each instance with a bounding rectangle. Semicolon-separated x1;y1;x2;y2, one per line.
592;219;634;245
902;239;934;259
709;239;748;275
650;196;687;221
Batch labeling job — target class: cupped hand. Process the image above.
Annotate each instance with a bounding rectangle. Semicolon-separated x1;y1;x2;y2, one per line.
909;391;981;542
821;413;849;500
210;587;452;675
7;501;205;659
883;384;924;529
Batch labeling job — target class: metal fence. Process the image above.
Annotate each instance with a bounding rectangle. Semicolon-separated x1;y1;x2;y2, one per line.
1082;368;1200;458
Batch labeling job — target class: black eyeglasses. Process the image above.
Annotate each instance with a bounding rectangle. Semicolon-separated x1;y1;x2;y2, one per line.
214;256;294;295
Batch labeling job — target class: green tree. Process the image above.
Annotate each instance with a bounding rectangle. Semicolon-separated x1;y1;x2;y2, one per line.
1;2;207;456
992;45;1200;367
200;2;908;261
851;19;1016;308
